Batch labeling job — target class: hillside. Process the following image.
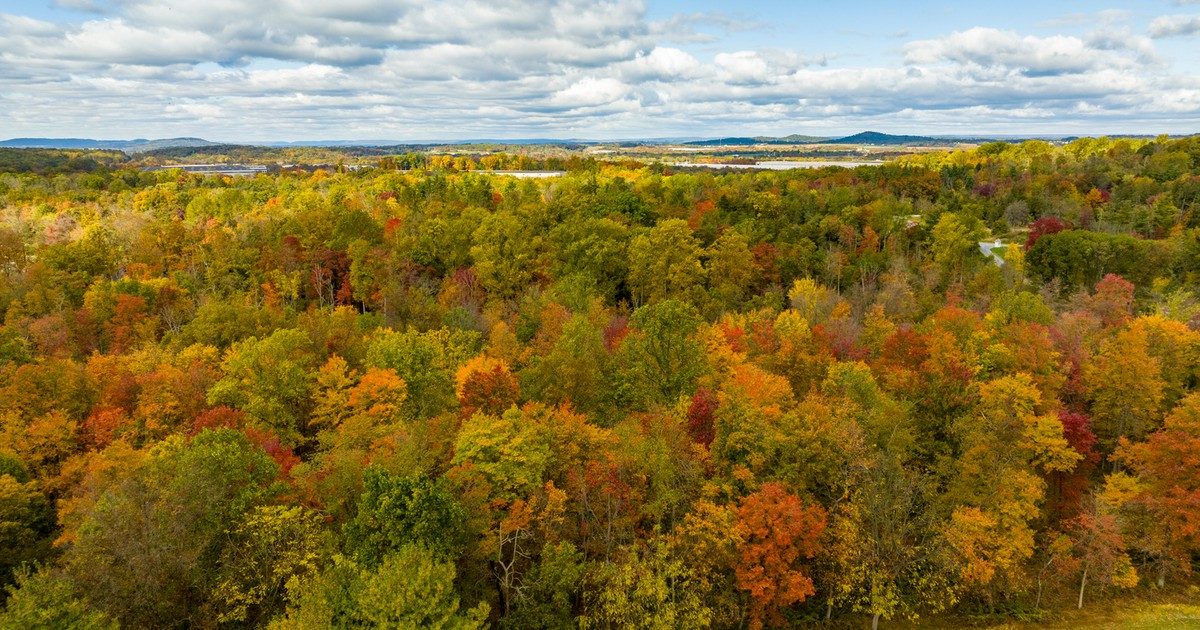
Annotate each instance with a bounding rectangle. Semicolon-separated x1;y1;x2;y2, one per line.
686;134;831;146
0;137;219;153
824;131;947;145
685;132;992;147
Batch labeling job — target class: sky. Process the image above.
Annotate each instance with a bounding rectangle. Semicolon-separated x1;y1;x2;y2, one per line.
1;0;1199;141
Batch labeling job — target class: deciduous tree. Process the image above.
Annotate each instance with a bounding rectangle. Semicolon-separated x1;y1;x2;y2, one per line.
735;482;826;629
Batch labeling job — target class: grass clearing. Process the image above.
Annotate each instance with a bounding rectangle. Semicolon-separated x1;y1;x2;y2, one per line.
864;586;1200;629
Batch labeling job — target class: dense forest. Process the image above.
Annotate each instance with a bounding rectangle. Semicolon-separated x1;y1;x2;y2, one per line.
0;136;1199;628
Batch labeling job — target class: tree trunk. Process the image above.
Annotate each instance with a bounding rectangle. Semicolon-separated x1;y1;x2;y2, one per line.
825;599;833;621
872;612;880;630
490;560;510;617
1077;565;1088;610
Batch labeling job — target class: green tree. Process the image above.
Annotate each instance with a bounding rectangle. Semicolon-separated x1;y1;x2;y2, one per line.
580;542;712;629
615;300;706;408
0;469;53;589
272;547;488;629
501;541;584;630
366;327;480;420
524;314;609;412
550;217;630;302
343;468;469;566
628;219;704;305
822;458;953;630
930;212;982;283
64;429;281;628
0;567;116;630
471;210;541;299
207;329;318;445
706;229;756;310
453;407;550;501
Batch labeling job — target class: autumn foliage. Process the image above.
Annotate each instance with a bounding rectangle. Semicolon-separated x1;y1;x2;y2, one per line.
735;483;826;629
2;138;1200;627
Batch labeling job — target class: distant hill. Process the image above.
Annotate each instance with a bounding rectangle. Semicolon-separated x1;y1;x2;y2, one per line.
0;138;142;150
126;138;220;152
686;131;991;147
0;137;219;153
823;131;945;145
820;130;969;145
2;133;1012;151
776;134;832;144
686;134;830;146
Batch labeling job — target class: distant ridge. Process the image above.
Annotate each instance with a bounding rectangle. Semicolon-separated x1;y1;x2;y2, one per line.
683;131;987;146
0;137;139;150
0;137;607;151
0;137;218;153
824;131;945;145
128;138;221;152
686;134;830;146
7;132;1185;152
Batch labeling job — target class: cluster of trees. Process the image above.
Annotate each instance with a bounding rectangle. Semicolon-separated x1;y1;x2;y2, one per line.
139;147;581;173
0;149;127;175
0;136;1198;628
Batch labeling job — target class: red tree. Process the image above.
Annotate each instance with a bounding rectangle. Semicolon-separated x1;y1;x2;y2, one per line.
686;387;718;447
1048;410;1100;521
736;483;827;629
1024;216;1068;251
1089;274;1134;328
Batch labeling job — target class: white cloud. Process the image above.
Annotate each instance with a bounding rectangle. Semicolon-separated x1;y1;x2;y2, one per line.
0;2;1196;139
904;27;1135;76
1148;14;1200;38
550;77;629;108
63;19;216;65
618;47;701;81
714;51;773;84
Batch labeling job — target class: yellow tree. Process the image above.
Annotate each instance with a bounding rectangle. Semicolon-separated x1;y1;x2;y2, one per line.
1085;325;1165;457
942;374;1080;602
1125;315;1200;410
666;501;744;627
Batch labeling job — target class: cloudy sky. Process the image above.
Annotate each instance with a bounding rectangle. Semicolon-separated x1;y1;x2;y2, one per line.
1;0;1199;141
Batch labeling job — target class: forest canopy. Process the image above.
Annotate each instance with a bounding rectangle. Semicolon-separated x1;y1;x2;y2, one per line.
1;136;1199;628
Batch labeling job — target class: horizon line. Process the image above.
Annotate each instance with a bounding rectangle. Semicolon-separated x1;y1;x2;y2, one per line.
4;130;1200;147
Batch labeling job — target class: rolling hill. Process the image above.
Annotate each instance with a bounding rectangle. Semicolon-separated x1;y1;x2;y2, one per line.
823;131;943;145
685;134;831;146
0;137;220;153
